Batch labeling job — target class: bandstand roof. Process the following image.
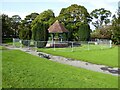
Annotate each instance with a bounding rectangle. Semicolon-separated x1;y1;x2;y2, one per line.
48;20;69;33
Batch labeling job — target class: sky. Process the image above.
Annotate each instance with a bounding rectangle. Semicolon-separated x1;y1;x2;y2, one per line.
1;0;120;29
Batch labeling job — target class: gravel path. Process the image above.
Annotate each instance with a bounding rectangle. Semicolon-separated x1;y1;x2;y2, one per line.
4;45;120;76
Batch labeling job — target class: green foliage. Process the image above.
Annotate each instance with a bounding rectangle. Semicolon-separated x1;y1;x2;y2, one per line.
112;14;120;45
77;23;90;41
90;9;119;45
2;14;21;40
2;14;14;38
90;8;111;29
31;9;55;48
18;13;38;40
19;28;31;46
18;20;32;46
11;15;21;37
18;13;38;46
91;25;112;39
58;4;91;41
0;46;7;50
2;50;118;88
19;26;31;40
24;13;39;30
32;23;49;48
2;38;13;43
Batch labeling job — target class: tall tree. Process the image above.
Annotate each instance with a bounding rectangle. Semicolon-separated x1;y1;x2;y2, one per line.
19;13;39;40
90;8;112;29
58;4;92;41
111;11;120;45
2;14;13;38
18;13;38;46
24;13;39;29
11;15;21;37
31;9;55;48
18;20;32;40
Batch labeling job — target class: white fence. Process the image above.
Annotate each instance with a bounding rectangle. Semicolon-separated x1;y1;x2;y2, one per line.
13;38;112;52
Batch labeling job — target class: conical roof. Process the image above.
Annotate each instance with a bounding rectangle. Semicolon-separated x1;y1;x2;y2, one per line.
48;20;69;33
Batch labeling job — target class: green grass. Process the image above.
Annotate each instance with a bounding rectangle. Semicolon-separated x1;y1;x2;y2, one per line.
38;45;118;67
0;46;2;50
0;46;2;89
2;49;118;88
0;46;8;50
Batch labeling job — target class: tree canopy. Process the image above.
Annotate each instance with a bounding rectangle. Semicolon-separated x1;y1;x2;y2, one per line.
2;14;14;38
111;11;120;44
90;8;112;29
58;4;91;41
18;13;39;40
11;15;21;37
31;9;55;47
2;4;120;45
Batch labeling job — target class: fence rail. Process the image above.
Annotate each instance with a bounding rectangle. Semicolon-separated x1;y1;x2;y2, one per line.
13;38;112;52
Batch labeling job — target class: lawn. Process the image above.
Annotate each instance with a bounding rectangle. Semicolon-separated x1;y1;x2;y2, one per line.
0;46;2;89
0;46;7;50
38;45;118;67
0;46;2;50
2;49;118;88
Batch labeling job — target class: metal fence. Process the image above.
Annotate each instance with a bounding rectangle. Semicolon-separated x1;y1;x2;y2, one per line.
13;38;112;52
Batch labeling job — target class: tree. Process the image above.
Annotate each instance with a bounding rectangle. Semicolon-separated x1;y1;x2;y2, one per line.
31;9;55;48
111;12;120;45
91;25;112;39
2;14;14;38
24;13;39;29
78;23;91;41
18;13;38;46
58;4;92;41
19;22;32;46
11;15;21;37
19;20;32;40
18;13;38;42
90;8;112;29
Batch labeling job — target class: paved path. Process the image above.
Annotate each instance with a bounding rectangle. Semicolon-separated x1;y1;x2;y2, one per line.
4;45;120;76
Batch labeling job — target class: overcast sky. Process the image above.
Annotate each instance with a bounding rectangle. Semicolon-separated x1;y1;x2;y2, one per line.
1;0;120;29
1;0;119;18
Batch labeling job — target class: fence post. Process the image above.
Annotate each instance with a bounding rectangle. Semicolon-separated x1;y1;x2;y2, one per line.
13;38;15;48
20;40;22;48
35;41;37;52
88;41;90;50
54;41;55;51
71;42;73;52
110;40;112;48
28;40;30;50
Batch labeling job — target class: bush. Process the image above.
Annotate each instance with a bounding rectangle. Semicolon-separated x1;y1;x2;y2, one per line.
31;10;55;48
77;23;90;41
32;23;48;48
19;28;32;46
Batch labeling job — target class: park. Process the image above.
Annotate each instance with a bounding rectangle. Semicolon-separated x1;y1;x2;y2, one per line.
1;1;120;89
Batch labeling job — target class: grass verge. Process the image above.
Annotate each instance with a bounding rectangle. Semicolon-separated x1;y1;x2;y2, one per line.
2;49;118;88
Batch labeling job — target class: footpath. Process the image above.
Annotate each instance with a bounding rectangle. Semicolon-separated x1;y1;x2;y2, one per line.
4;45;120;76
